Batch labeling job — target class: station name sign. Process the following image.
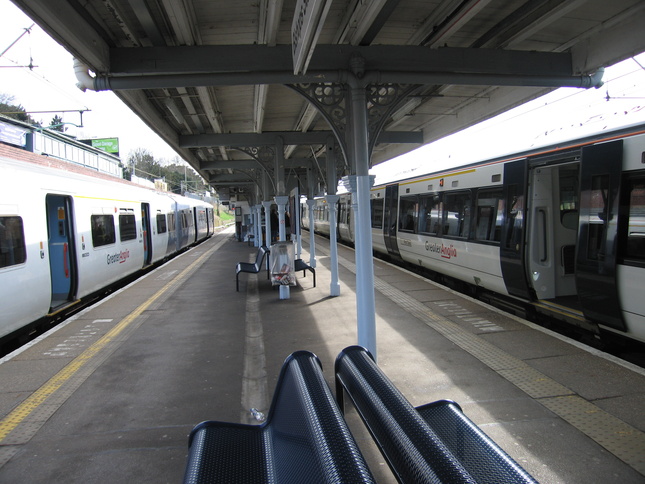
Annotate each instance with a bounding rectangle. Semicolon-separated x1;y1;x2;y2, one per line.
292;0;332;75
0;121;28;147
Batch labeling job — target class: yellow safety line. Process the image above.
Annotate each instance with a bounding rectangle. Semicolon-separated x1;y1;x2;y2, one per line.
0;244;216;443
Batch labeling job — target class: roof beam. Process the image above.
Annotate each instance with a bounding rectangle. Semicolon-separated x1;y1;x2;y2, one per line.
98;44;604;90
109;44;573;78
180;130;423;148
201;159;312;170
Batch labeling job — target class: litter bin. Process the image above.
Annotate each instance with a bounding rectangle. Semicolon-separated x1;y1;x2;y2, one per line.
270;241;296;287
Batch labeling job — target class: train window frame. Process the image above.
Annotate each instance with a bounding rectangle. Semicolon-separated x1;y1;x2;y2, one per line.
371;198;384;229
0;216;27;269
91;214;116;247
119;213;137;242
418;194;441;236
474;188;503;244
442;191;472;239
620;173;645;267
156;213;167;234
398;195;418;233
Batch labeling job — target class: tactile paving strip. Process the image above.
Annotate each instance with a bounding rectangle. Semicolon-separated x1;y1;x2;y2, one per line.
318;243;645;477
540;395;645;473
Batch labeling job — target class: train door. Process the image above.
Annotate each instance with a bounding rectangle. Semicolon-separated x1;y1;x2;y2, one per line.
500;160;531;299
141;203;152;266
525;161;581;302
383;184;400;257
575;140;625;330
46;194;78;311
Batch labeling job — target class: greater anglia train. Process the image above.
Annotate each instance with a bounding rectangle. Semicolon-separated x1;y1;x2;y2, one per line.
0;148;214;344
303;123;645;345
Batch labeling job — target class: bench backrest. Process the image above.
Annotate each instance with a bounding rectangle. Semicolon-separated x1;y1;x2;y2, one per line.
255;245;269;266
267;351;376;483
335;346;536;484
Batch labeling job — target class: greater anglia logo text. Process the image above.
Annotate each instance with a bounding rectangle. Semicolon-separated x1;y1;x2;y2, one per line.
107;249;130;265
425;242;457;259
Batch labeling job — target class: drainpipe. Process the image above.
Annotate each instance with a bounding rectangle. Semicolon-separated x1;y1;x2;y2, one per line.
74;59;96;91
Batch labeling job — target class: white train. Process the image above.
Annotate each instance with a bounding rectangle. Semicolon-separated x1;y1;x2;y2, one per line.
303;123;645;345
0;153;215;343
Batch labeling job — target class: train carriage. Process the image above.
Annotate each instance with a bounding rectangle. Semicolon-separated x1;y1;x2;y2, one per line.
0;154;213;342
306;123;645;345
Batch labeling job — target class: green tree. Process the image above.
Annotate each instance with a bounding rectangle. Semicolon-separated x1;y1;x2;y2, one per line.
49;114;67;132
127;148;163;181
0;93;38;124
126;147;209;194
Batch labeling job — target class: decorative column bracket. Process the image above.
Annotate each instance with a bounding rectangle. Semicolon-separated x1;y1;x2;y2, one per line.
232;145;277;198
288;75;420;170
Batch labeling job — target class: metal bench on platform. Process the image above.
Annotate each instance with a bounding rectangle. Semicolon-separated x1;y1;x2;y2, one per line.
335;346;538;484
294;258;316;287
235;245;269;291
183;350;376;484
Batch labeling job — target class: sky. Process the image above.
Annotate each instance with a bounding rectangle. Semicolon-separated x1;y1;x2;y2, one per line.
0;0;180;162
2;0;645;180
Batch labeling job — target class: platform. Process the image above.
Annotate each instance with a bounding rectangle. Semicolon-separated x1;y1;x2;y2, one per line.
0;226;644;483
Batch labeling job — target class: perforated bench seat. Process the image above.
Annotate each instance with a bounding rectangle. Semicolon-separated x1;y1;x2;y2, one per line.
335;345;537;484
183;351;376;484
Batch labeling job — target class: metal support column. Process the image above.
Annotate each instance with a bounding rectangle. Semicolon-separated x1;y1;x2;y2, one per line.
262;200;272;248
275;195;290;299
349;80;377;358
306;199;316;268
255;205;262;247
325;194;341;297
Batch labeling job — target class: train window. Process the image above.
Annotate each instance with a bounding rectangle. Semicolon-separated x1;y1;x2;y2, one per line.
442;192;472;238
559;166;579;229
168;213;176;233
418;194;441;235
398;196;417;233
475;189;503;243
157;213;167;233
119;214;137;241
586;175;609;261
503;186;524;251
371;198;384;229
91;215;116;247
624;177;645;262
179;212;186;229
0;216;26;268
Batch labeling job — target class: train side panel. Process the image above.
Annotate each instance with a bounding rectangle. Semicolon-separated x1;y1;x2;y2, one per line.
613;134;645;342
0;166;51;338
394;163;508;295
73;183;147;298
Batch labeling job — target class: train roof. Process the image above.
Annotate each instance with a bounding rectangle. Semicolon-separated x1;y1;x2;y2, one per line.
373;121;645;189
0;142;211;206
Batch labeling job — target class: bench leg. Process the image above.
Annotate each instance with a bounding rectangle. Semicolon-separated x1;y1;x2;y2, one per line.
236;273;240;292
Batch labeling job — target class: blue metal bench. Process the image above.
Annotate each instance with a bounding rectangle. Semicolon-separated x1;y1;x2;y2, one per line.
183;350;376;484
235;245;269;291
335;346;538;484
